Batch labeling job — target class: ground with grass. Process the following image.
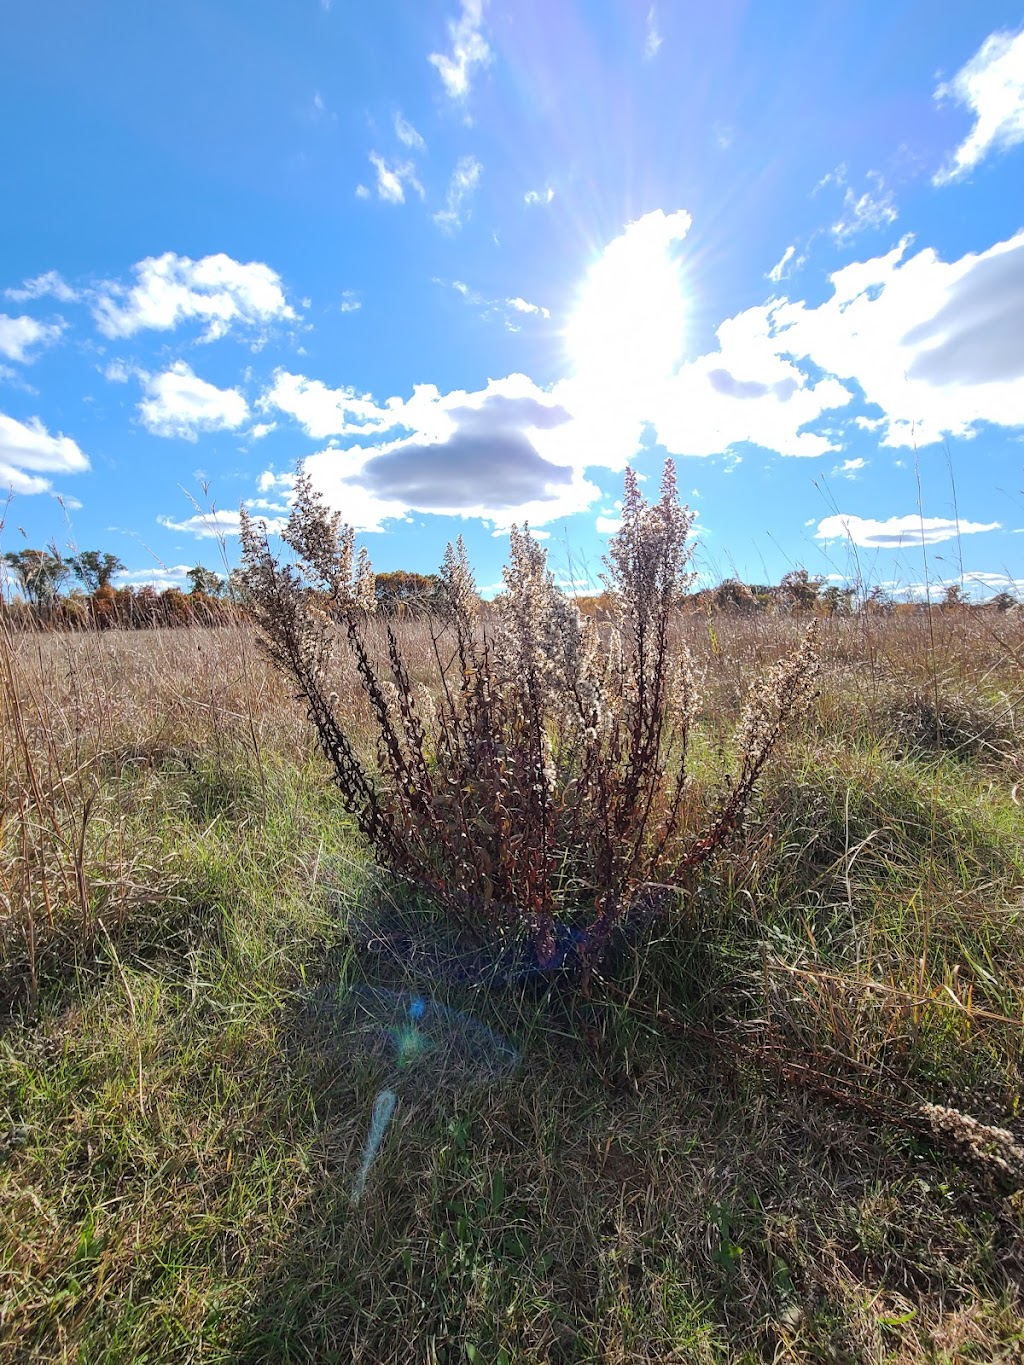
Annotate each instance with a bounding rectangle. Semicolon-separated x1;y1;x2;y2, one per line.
2;611;1024;1363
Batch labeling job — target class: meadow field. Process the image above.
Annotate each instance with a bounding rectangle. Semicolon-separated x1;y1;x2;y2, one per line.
2;606;1024;1362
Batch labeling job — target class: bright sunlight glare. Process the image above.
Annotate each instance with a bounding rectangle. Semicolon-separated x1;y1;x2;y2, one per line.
564;209;693;389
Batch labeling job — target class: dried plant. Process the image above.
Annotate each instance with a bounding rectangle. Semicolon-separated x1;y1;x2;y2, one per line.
241;461;819;971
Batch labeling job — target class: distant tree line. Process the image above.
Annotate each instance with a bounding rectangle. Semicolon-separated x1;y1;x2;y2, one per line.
0;548;1017;631
1;548;242;629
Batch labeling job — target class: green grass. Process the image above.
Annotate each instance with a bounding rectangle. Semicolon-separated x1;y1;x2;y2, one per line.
3;618;1024;1362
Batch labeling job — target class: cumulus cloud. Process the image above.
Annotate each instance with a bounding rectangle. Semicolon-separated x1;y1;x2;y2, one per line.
0;314;63;363
524;186;554;206
138;362;249;440
815;512;1001;548
158;509;287;539
5;271;78;303
340;290;362;313
0;411;90;496
561;209;850;460
94;252;296;341
434;156;482;231
264;371;600;531
394;112;426;149
429;0;491;101
934;26;1024;183
260;209;1024;535
760;228;1024;446
368;152;425;204
260;370;389;440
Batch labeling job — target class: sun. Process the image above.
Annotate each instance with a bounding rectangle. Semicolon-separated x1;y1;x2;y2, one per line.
564;209;692;391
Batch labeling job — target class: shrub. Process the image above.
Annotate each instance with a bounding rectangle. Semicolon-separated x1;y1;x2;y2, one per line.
240;461;819;973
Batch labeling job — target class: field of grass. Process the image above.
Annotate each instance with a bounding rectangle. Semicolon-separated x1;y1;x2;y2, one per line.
2;609;1024;1363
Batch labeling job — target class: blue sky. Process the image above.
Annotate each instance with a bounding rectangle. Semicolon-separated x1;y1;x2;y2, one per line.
2;1;1023;599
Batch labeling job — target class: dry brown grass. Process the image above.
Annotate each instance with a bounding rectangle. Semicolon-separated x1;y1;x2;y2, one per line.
0;605;1023;1361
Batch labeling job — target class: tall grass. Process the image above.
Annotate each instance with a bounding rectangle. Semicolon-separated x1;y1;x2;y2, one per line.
0;595;1023;1360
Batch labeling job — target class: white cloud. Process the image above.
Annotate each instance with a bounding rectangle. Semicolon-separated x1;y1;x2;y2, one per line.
760;228;1024;447
961;571;1024;597
831;456;867;478
767;245;798;283
934;26;1024;183
394;112;426;150
434;156;482;231
0;314;63;363
524;186;554;206
644;5;663;59
114;563;192;590
5;271;78;303
429;0;491;101
0;411;90;496
441;279;548;329
831;173;897;242
310;91;334;121
138;361;249;440
94;252;296;341
340;290;362;313
158;510;287;539
815;512;1001;548
558;207;851;461
596;514;623;534
260;370;389;440
506;296;550;319
266;370;601;532
249;421;277;439
355;183;371;200
368;152;425;205
257;469;293;494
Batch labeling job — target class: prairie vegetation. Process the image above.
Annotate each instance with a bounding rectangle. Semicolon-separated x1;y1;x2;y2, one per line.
2;546;1024;1360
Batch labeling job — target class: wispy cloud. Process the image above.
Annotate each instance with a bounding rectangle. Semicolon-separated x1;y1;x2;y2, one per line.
394;112;426;150
340;290;362;313
158;509;287;539
767;244;799;283
367;152;425;204
429;0;492;101
524;186;554;206
643;5;663;60
5;270;78;304
434;155;482;231
830;456;867;479
831;172;897;242
934;26;1024;183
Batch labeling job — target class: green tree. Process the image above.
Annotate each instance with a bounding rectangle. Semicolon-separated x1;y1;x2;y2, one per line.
187;565;224;597
4;548;69;604
71;550;126;593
